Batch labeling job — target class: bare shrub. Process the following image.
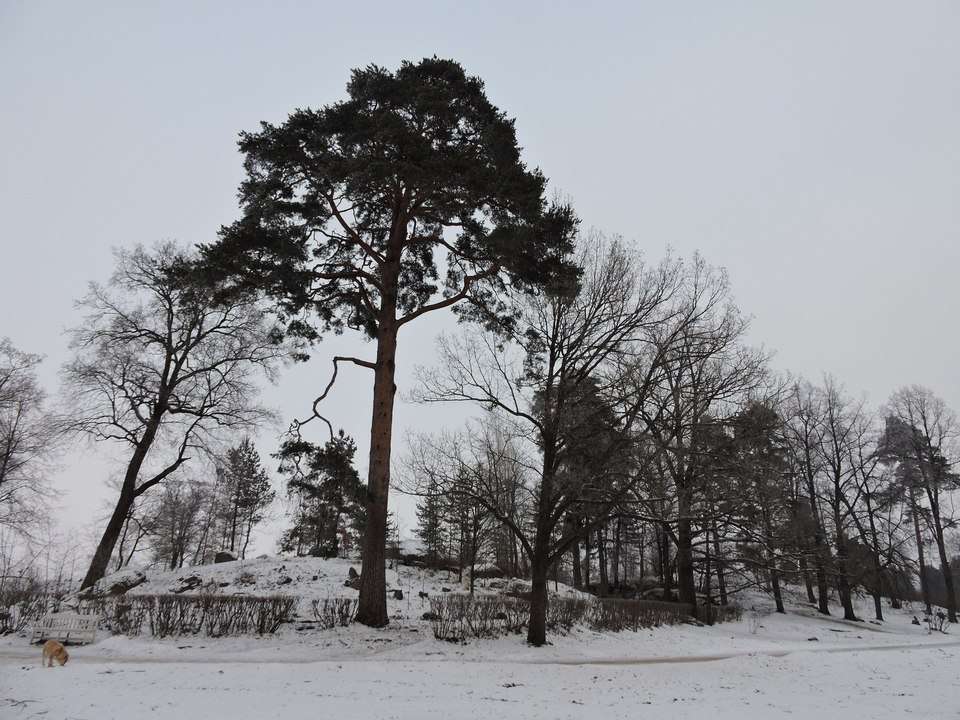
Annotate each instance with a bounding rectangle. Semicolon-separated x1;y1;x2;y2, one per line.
546;597;591;632
310;598;358;630
0;581;51;633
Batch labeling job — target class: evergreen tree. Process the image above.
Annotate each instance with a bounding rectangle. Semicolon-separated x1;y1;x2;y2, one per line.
277;430;366;558
414;473;447;566
200;58;579;626
216;438;276;557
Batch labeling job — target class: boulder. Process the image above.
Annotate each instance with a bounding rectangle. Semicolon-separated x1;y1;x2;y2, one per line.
214;551;237;563
106;571;147;596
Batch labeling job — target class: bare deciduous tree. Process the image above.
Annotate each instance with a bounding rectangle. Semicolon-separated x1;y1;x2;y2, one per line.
638;256;767;612
416;236;691;645
0;338;58;538
63;242;286;589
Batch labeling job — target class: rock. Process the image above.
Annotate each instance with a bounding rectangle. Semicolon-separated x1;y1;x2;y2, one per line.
214;551;237;564
106;571;147;596
421;612;439;621
807;636;819;642
172;575;204;594
418;591;429;599
441;587;452;593
278;576;293;585
392;589;403;600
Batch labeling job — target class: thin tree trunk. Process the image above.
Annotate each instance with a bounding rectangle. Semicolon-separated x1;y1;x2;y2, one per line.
762;510;784;614
583;530;591;591
834;531;858;621
612;517;622;589
571;537;582;590
930;501;958;623
909;485;932;616
702;525;713;624
804;470;831;615
800;554;816;604
597;526;609;596
712;521;727;605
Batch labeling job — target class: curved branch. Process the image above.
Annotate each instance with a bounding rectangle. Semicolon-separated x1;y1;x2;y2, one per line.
297;355;376;438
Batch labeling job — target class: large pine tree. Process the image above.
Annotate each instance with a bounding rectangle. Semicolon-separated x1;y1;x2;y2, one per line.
201;58;578;626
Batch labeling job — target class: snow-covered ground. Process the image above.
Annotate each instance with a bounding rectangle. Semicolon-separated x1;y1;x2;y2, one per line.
2;556;958;719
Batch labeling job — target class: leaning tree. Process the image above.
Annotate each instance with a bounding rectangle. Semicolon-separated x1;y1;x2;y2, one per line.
64;242;284;589
200;58;578;627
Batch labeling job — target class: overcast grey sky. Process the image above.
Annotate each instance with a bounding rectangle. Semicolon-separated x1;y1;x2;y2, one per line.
2;1;958;553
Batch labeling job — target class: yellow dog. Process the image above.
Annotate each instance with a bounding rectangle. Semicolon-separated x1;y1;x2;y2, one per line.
41;640;69;667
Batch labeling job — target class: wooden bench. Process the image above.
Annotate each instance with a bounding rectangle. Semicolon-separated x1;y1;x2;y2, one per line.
31;613;99;645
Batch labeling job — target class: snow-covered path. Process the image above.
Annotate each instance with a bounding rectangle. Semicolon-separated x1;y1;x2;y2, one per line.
4;643;958;720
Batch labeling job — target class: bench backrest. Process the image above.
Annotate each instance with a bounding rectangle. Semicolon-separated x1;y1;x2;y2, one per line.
32;612;100;644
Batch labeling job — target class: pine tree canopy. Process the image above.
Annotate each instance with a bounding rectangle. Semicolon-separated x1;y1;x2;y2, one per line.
201;56;580;342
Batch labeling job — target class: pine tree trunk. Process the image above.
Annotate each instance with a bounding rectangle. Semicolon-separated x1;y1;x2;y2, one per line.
356;319;398;628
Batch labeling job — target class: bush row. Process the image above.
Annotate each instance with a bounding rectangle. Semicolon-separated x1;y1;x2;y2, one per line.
91;594;297;637
428;594;737;640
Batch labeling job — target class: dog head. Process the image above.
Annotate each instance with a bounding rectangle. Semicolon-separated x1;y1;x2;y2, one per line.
55;648;69;666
